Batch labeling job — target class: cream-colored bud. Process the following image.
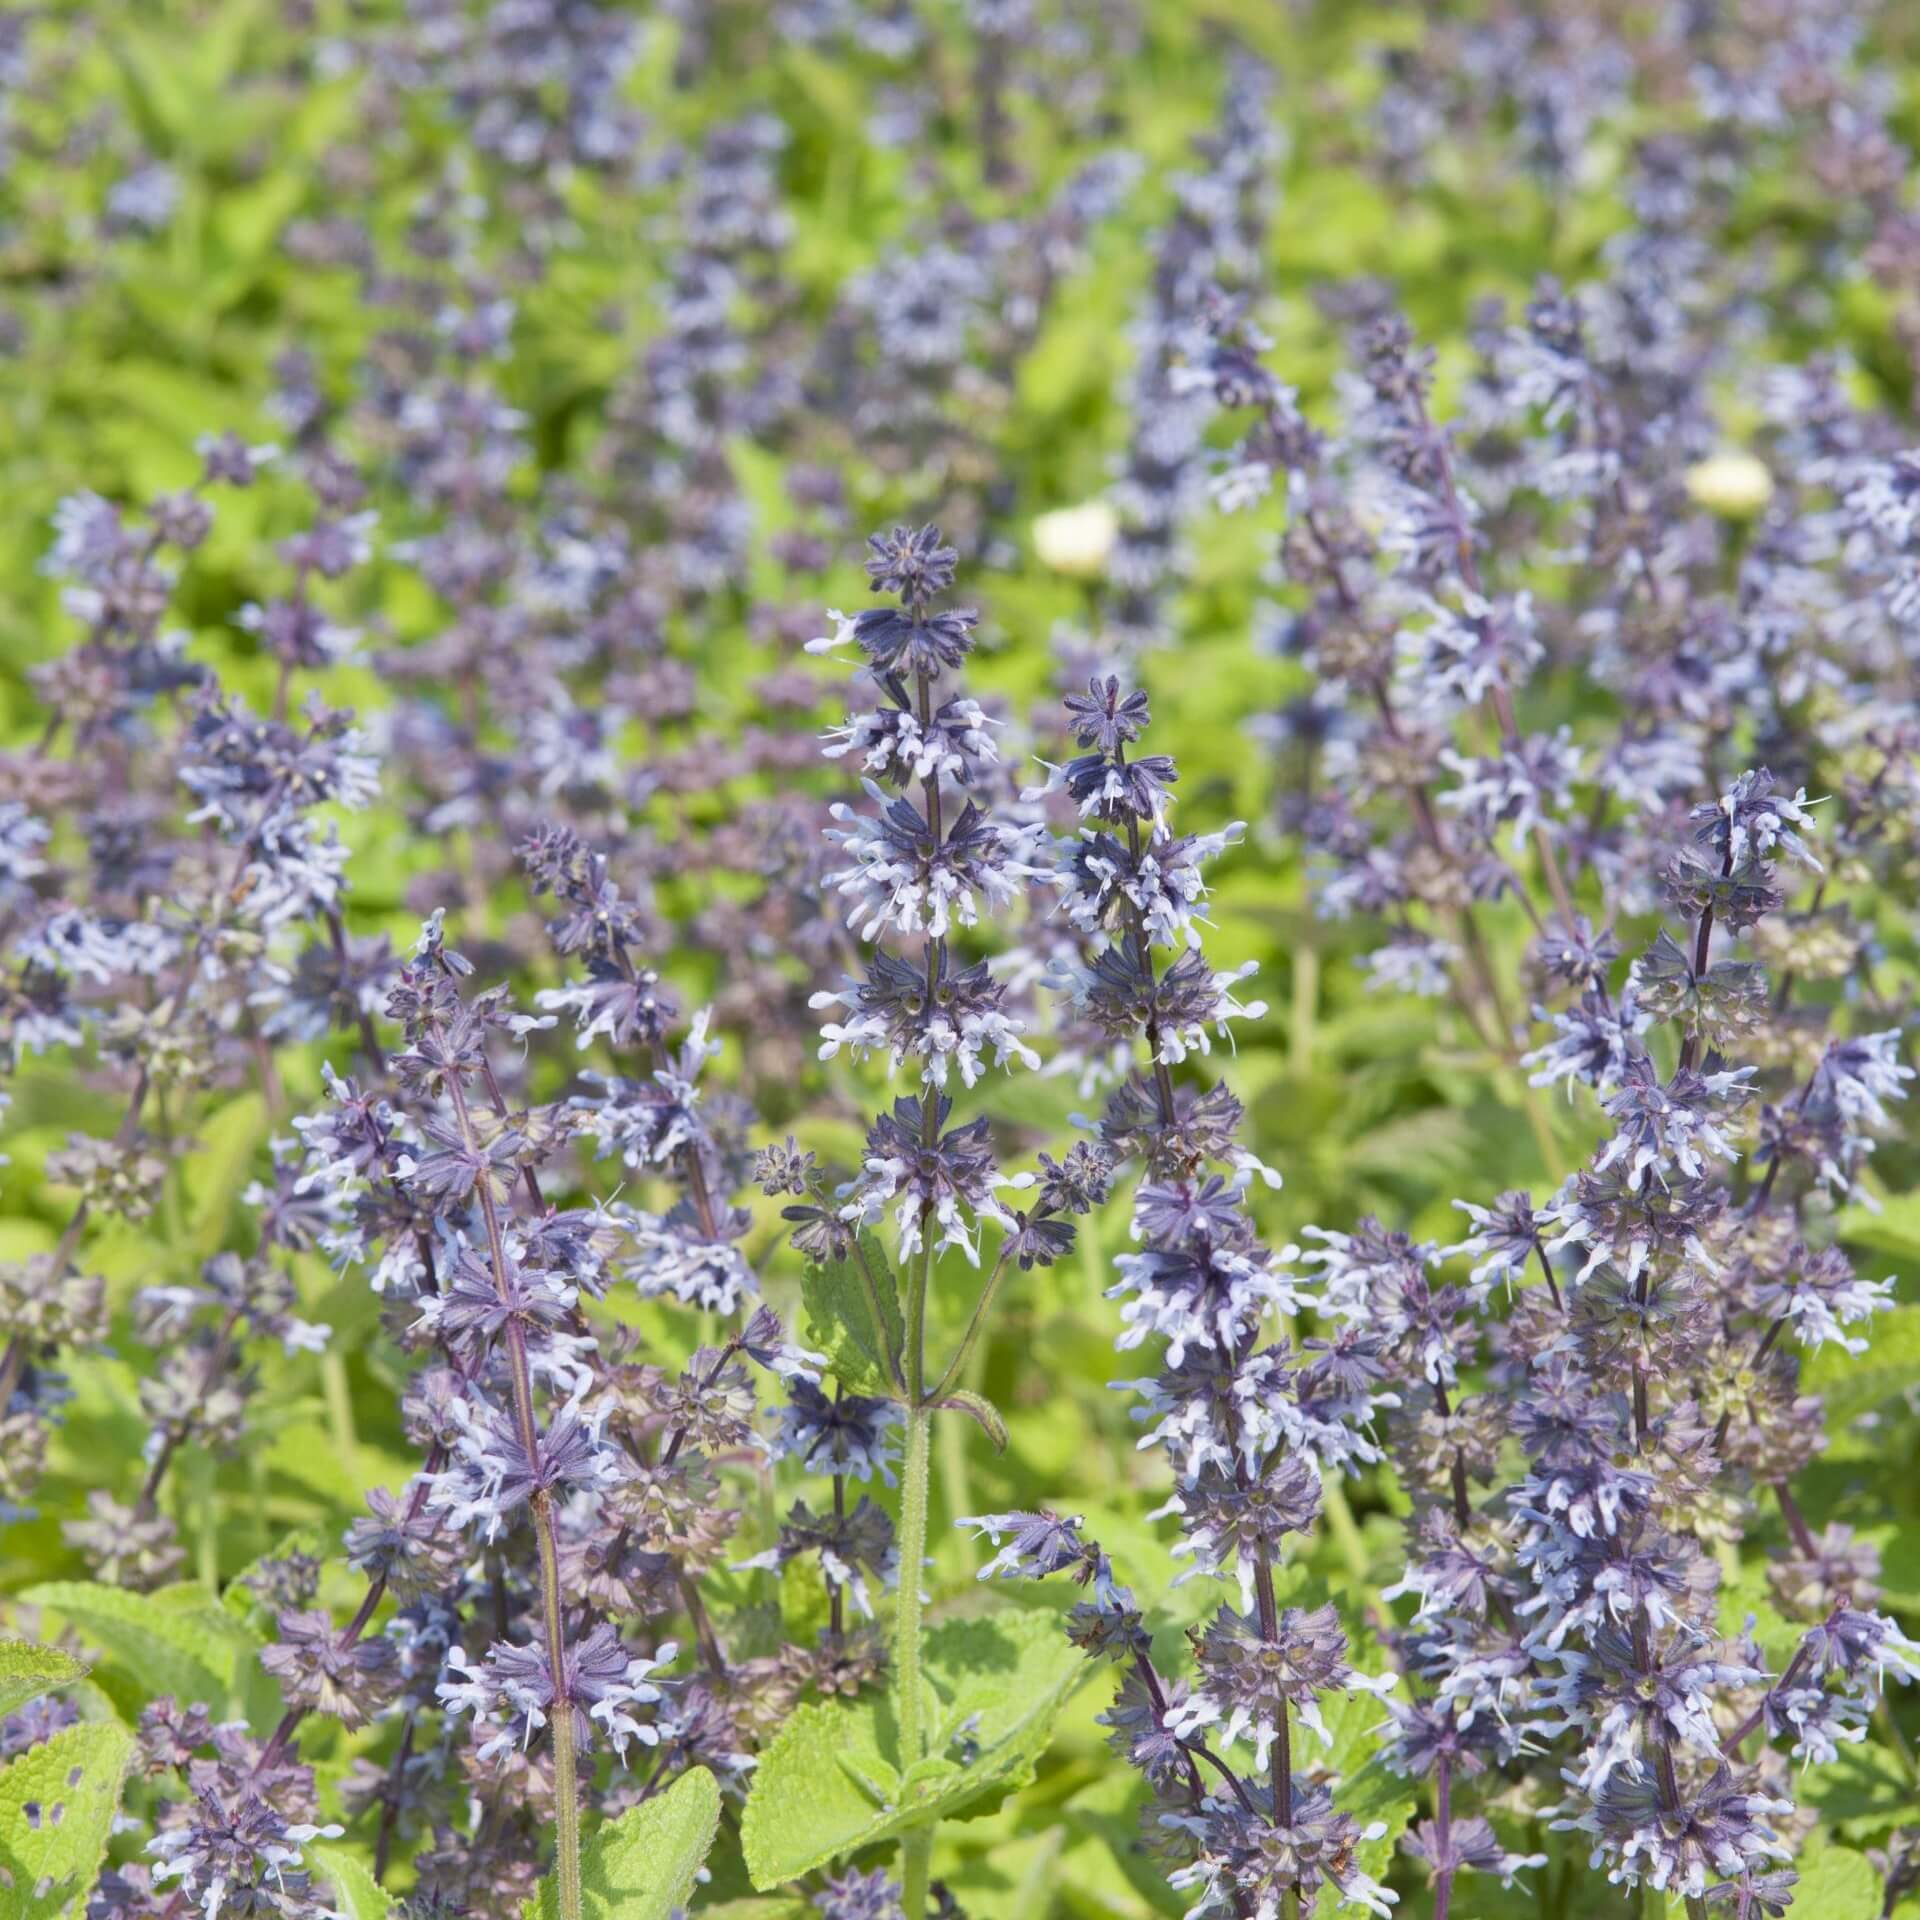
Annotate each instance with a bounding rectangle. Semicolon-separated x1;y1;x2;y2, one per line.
1684;449;1774;518
1032;500;1120;579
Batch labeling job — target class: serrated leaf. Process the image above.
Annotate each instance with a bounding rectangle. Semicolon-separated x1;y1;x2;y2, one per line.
938;1390;1008;1452
1788;1838;1881;1919
0;1647;87;1723
1806;1304;1920;1425
800;1231;904;1398
1327;1753;1415;1825
742;1609;1086;1888
522;1767;721;1920
20;1582;254;1716
1314;1771;1416;1920
308;1843;397;1920
0;1719;135;1920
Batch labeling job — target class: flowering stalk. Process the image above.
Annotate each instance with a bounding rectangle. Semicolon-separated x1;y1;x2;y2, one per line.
806;523;1057;1915
1188;270;1920;1916
446;1056;583;1920
955;669;1402;1918
2;446;383;1560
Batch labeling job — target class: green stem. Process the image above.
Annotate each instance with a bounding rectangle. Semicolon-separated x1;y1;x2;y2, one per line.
896;1402;934;1917
895;1233;936;1920
1518;1073;1567;1185
321;1348;358;1462
902;1827;933;1920
1290;942;1317;1076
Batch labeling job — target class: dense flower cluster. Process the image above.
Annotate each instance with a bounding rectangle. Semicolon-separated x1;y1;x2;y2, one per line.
0;6;1917;1920
966;677;1406;1918
1160;59;1920;1906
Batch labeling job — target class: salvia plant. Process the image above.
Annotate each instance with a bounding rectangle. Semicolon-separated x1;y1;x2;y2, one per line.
3;5;1920;1920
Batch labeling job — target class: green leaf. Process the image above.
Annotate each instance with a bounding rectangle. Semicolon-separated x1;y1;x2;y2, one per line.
1878;1525;1920;1610
1316;1667;1421;1840
800;1231;904;1398
742;1609;1087;1888
1803;1739;1920;1837
308;1843;398;1920
1805;1304;1920;1425
937;1390;1008;1452
1838;1191;1920;1265
1714;1557;1800;1666
781;45;866;129
1789;1838;1882;1920
213;173;309;272
19;1582;254;1717
0;1720;136;1920
183;1092;267;1258
0;1646;87;1723
522;1767;721;1920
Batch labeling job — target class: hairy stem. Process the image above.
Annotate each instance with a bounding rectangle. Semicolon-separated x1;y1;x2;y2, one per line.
901;1828;934;1920
1774;1480;1818;1557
